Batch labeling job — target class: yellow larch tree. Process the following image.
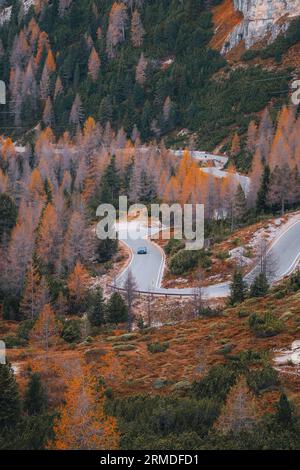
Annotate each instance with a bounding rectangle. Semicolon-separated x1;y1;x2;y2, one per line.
52;365;119;450
45;48;56;72
30;303;59;352
28;168;46;203
67;261;91;311
36;203;60;267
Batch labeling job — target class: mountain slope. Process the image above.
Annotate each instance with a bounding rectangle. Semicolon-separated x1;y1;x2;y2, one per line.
221;0;300;53
0;0;297;150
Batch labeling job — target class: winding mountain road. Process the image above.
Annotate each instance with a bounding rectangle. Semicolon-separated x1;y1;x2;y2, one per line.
115;218;300;298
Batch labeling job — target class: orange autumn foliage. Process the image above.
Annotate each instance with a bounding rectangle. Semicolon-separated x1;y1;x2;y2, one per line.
36;203;59;265
28;168;46;202
67;261;91;304
46;49;56;72
30;303;59;351
35;31;50;65
83;116;97;136
52;365;119;450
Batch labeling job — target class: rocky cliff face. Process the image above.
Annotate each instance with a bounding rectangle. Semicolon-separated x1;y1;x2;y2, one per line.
222;0;300;53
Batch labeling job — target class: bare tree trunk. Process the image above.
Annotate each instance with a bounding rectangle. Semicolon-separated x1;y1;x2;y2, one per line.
147;291;152;327
192;271;205;317
124;270;137;331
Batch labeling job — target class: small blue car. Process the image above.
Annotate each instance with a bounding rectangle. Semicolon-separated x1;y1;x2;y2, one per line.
137;246;147;255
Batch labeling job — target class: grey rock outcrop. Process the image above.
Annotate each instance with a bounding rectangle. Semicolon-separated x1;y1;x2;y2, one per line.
222;0;300;53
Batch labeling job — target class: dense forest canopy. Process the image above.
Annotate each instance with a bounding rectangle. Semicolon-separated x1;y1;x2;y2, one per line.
0;0;291;148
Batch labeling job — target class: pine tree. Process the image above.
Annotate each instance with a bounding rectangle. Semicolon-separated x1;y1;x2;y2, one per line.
276;393;293;427
87;287;106;327
256;165;270;214
59;0;73;17
268;165;292;215
0;363;21;430
55;291;69;317
229;269;248;305
107;292;128;324
250;272;269;298
96;238;118;263
24;372;47;416
100;155;121;206
233;184;247;227
0;193;17;242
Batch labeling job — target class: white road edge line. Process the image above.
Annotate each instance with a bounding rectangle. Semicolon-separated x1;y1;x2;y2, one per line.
114;216;300;295
114;239;134;285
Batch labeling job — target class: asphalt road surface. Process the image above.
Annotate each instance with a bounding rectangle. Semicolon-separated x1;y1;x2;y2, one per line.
115;219;300;298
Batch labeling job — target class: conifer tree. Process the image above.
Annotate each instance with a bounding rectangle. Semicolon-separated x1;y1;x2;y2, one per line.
24;372;47;416
135;53;147;85
250;272;269;298
229;269;248;305
131;9;145;47
87;287;106;327
30;304;58;352
0;364;21;430
100;155;121;206
107;292;128;324
256;165;270;214
52;368;119;449
0;193;17;242
233;184;247;227
276;393;293;427
88;47;100;82
215;376;257;434
67;262;90;314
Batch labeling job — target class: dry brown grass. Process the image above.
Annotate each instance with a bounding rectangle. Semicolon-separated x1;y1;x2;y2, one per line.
4;270;300;416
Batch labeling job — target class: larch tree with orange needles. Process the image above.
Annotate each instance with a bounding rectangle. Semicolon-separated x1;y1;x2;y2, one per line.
131;9;145;47
30;303;59;352
28;168;46;204
45;49;56;72
35;31;50;65
20;260;41;320
88;47;101;82
67;261;91;314
52;367;119;450
54;77;63;102
135;52;147;85
246;120;258;153
36;203;61;269
106;2;128;58
43;97;54;127
230;133;241;157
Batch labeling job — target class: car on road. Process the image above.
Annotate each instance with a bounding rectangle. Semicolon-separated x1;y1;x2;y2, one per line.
137;246;147;255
